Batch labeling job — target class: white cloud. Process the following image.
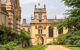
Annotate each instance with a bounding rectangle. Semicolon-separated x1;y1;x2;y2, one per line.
20;0;45;4
20;0;40;4
20;0;68;23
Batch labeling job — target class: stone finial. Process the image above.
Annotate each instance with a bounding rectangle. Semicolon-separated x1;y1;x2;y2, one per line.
44;4;46;8
55;16;57;19
31;16;33;19
35;4;36;8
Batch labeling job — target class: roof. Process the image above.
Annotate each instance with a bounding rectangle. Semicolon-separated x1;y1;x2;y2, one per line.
31;19;64;24
21;23;28;27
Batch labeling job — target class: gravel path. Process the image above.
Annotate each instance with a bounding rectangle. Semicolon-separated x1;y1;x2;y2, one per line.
45;45;71;50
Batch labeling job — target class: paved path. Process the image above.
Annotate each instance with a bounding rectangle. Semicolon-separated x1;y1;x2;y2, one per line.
45;45;71;50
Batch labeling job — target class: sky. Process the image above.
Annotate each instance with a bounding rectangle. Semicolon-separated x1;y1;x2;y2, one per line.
20;0;68;23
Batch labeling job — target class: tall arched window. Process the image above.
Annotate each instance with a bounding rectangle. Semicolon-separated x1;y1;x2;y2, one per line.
38;29;40;34
38;29;42;34
58;28;63;34
48;26;53;37
38;26;43;34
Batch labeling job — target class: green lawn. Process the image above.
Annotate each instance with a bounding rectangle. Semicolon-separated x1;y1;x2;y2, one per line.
65;45;80;50
64;45;80;50
23;45;47;50
68;47;80;50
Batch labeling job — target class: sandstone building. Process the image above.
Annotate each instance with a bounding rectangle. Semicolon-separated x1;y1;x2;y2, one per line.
30;4;68;45
21;19;28;32
0;0;21;34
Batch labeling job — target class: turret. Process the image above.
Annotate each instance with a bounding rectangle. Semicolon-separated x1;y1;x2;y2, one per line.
33;3;47;21
55;16;57;19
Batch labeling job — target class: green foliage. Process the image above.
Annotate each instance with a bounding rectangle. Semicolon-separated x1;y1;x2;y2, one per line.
63;0;80;8
55;0;80;45
68;8;80;17
20;29;31;47
57;20;64;29
0;25;31;48
57;34;67;45
0;25;18;44
63;31;80;45
56;30;80;45
0;42;22;50
0;42;47;50
20;29;30;39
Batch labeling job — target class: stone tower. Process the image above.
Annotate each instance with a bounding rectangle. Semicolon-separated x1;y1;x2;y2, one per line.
30;4;68;45
34;4;47;22
21;19;28;32
30;4;48;45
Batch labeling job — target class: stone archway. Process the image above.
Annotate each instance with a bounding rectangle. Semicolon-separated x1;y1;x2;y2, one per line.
36;37;44;45
39;37;44;45
41;37;44;45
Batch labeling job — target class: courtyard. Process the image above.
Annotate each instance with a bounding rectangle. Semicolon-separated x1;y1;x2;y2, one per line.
0;0;80;50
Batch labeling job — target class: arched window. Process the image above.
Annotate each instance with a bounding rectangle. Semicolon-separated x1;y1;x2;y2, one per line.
38;29;40;34
38;26;43;34
41;29;42;34
38;29;42;34
58;28;63;34
48;26;53;37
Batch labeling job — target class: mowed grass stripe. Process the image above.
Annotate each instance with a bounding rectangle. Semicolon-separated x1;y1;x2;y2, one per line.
32;45;45;50
69;47;80;50
37;45;47;50
24;45;47;50
36;45;47;50
26;46;39;50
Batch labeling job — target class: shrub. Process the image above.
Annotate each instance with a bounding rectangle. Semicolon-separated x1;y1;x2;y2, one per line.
0;42;22;50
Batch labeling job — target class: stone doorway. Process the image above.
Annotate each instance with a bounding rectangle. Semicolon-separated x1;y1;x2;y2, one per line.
41;37;44;45
37;37;44;45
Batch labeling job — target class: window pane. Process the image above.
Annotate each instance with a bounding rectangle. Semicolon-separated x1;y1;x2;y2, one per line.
48;26;53;37
58;28;63;34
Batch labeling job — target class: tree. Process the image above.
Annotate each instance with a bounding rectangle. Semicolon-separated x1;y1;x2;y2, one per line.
56;0;80;45
20;29;30;47
0;25;19;44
